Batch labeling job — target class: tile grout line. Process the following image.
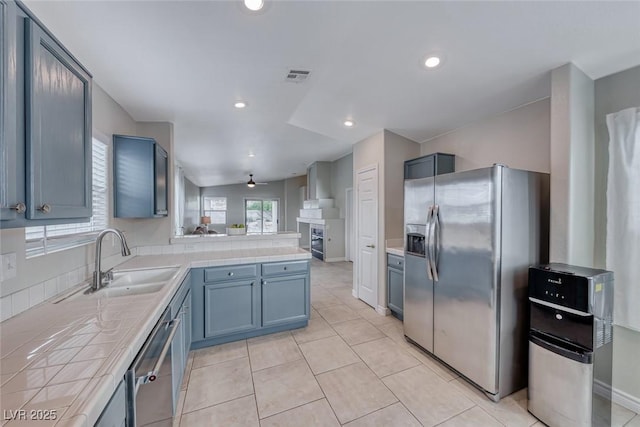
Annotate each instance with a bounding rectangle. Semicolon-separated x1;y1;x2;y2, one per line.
244;339;262;425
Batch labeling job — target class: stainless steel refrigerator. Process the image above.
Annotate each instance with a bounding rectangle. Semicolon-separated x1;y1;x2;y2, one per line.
403;165;549;401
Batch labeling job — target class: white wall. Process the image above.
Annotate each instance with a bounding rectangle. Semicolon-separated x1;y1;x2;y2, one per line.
200;181;286;234
594;65;640;407
420;98;550;173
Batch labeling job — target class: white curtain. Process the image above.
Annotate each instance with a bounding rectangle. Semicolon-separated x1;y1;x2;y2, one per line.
606;107;640;332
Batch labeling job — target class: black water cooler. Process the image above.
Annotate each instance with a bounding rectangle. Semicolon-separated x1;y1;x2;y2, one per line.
528;264;614;427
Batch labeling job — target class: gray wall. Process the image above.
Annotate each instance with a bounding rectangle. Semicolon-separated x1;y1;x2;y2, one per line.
284;175;307;232
200;180;286;234
183;177;200;233
593;65;640;403
384;131;420;240
330;153;353;218
420;98;550;173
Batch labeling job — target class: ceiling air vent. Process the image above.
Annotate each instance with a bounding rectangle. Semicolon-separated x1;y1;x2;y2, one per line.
285;69;311;83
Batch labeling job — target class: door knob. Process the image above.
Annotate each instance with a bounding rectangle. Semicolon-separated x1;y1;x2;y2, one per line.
366;244;375;249
10;202;26;214
38;204;51;213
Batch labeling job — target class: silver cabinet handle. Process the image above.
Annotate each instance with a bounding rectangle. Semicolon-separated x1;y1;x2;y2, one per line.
263;280;267;285
283;266;287;270
38;204;51;213
366;244;375;248
228;272;234;276
145;317;181;383
10;203;26;213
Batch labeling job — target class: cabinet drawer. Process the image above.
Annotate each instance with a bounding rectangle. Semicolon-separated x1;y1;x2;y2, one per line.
204;264;257;282
387;254;404;270
262;261;308;277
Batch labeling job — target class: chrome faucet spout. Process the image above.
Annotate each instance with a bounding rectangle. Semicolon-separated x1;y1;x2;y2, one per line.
93;228;131;291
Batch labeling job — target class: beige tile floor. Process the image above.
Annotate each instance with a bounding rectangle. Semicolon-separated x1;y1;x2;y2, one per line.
175;260;639;427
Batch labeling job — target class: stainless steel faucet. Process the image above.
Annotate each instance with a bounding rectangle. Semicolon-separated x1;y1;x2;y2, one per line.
92;228;131;291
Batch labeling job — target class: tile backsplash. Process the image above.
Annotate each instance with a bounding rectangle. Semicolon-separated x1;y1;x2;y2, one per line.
0;249;138;322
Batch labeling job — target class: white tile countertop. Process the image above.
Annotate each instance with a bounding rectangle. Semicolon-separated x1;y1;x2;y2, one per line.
169;231;300;244
0;247;311;427
386;247;404;257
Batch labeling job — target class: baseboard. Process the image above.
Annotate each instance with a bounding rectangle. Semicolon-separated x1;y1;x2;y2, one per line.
352;288;358;298
324;257;346;262
376;305;390;316
594;379;640;414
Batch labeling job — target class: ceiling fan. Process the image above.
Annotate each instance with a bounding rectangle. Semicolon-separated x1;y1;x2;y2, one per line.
247;174;268;188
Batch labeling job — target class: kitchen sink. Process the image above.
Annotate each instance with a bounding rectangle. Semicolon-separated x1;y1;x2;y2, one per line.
109;267;180;288
99;282;168;298
60;266;180;302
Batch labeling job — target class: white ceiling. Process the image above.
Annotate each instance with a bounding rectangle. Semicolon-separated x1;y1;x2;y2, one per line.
25;0;640;187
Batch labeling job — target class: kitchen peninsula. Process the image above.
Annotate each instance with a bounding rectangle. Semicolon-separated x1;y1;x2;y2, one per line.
0;240;310;426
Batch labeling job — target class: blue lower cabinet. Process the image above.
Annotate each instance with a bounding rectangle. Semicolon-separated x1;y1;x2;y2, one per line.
191;261;310;348
204;279;260;338
387;254;404;320
262;274;309;327
95;379;126;427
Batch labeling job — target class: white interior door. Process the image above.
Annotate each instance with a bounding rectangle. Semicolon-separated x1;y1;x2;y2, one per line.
345;187;354;262
356;166;378;308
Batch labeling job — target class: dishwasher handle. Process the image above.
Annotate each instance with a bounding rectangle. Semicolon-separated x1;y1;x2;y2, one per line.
140;317;181;384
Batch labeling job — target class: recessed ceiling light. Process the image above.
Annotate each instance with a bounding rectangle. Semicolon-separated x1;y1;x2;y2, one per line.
244;0;264;11
234;101;247;109
424;56;441;68
248;152;255;157
343;119;355;128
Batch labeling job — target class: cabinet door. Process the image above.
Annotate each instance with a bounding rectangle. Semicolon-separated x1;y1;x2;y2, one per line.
154;144;168;216
405;155;435;180
0;0;23;224
95;379;126;427
387;267;404;317
262;274;309;327
183;289;191;360
25;19;92;220
204;279;259;338
113;135;155;218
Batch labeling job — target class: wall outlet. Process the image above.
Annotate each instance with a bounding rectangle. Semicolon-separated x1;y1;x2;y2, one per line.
1;252;17;281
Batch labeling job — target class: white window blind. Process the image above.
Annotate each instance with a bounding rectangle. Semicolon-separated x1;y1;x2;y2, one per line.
26;139;109;257
203;196;227;224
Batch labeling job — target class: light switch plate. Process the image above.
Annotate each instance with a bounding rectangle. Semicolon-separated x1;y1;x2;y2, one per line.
1;253;17;281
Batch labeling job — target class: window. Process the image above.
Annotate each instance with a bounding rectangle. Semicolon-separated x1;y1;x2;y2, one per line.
245;199;278;234
203;196;227;224
25;138;109;257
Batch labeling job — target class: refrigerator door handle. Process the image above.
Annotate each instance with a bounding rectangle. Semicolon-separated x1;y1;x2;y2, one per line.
432;205;440;282
426;205;434;280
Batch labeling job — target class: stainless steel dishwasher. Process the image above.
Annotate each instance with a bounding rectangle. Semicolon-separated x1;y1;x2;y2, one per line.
126;307;181;426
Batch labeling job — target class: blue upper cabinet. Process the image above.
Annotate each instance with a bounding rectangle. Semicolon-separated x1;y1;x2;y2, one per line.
404;153;455;180
1;2;93;228
0;0;22;224
113;135;169;218
25;19;92;220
